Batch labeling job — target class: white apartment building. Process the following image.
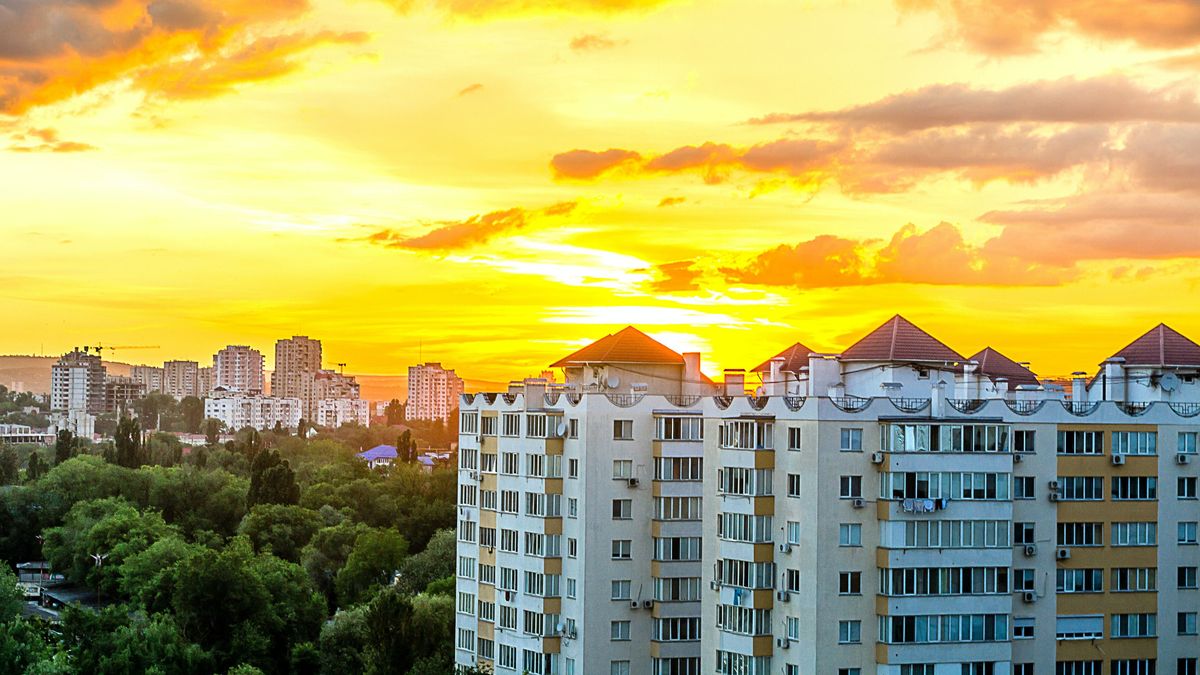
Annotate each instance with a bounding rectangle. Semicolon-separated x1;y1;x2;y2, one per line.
50;349;106;414
163;360;200;399
316;397;371;428
408;362;465;423
204;391;302;431
213;345;264;394
455;319;1200;675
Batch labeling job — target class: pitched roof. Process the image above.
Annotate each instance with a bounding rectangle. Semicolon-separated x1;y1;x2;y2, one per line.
841;315;964;363
1110;323;1200;367
358;444;397;460
752;342;815;373
550;326;685;368
967;347;1040;387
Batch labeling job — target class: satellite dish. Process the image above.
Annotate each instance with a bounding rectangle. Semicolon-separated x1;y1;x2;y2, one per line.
556;421;568;436
606;375;620;389
555;622;566;634
1161;372;1181;392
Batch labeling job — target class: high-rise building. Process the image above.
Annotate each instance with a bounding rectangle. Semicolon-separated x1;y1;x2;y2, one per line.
454;320;1200;675
317;398;371;428
272;336;322;417
197;366;213;397
103;376;145;414
213;345;264;394
408;362;465;422
50;348;106;414
130;365;164;394
204;389;302;431
162;360;200;399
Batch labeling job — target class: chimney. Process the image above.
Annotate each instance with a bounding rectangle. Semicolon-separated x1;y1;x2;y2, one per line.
1071;371;1088;403
930;380;946;417
958;361;979;399
807;354;841;397
767;357;786;396
682;352;703;395
1102;358;1126;402
723;369;745;397
992;377;1009;400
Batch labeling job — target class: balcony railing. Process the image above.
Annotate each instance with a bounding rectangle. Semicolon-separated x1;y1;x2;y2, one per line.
1005;400;1044;415
1061;401;1099;416
543;393;560;406
783;396;806;411
831;395;870;412
1171;402;1200;417
747;396;769;411
946;398;986;414
665;394;701;408
890;397;931;413
605;393;644;408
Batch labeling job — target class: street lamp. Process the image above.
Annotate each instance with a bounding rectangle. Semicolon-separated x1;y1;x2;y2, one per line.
90;552;108;604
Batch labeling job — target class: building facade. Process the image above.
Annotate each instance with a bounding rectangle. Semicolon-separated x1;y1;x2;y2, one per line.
130;365;165;394
203;392;302;431
162;360;200;399
272;336;323;418
103;376;145;414
50;349;106;414
213;345;264;394
408;362;465;423
454;320;1200;675
316;397;371;429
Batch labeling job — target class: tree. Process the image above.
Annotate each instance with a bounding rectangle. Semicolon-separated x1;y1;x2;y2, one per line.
272;421;285;436
394;528;454;595
248;450;299;507
58;606;211;674
397;430;413;463
25;452;44;482
238;504;323;563
383;399;403;426
335;528;409;606
204;418;226;446
114;417;142;468
301;521;369;610
0;446;18;485
0;565;21;623
54;429;75;465
179;396;204;434
119;535;206;613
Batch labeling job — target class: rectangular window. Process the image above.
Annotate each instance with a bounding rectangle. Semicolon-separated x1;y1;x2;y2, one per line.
1014;430;1035;453
1179;612;1198;636
839;571;861;595
1057;568;1104;593
1014;617;1035;639
610;620;630;641
525;453;545;478
1111;613;1156;638
611;539;631;560
1112;476;1158;500
841;428;863;451
1056;664;1101;675
1182;659;1199;675
788;426;802;451
655;457;703;481
568;418;578;438
656;416;703;441
612;459;633;479
613;420;633;440
1180;566;1198;589
839;620;861;644
840;475;862;498
839;523;862;546
654;537;702;561
1112;568;1157;592
1058;431;1103;455
1113;522;1157;547
1056;615;1104;640
787;521;801;545
501;452;519;475
1057;476;1104;501
1179;522;1198;545
1112;661;1156;675
1181;432;1199;454
611;579;631;600
1015;522;1035;545
481;416;498;437
1057;522;1104;547
787;473;802;497
611;662;630;675
526;414;548;438
612;499;632;520
1014;569;1035;592
501;413;520;437
658;497;703;521
1015;476;1035;499
1180;477;1198;500
1112;431;1157;456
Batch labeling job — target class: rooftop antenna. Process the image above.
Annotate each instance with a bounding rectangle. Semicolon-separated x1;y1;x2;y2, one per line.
337;362;346;375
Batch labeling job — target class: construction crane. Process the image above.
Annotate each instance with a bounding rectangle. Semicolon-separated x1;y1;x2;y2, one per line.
93;344;160;357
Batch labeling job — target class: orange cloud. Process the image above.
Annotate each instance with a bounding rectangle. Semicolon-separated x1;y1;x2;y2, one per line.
657;196;685;207
569;33;624;51
380;0;673;17
722;222;1073;288
550;148;642;178
647;260;701;292
458;82;485;96
361;201;578;251
0;0;364;114
6;126;96;153
896;0;1200;54
750;76;1200;130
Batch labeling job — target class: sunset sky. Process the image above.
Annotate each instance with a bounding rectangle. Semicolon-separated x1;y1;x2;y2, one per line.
4;0;1200;384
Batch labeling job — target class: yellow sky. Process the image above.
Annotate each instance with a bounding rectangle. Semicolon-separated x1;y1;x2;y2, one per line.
3;0;1200;384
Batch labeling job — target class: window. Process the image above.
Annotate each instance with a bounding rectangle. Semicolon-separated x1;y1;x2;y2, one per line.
1112;476;1158;500
1057;569;1103;593
653;617;701;642
839;571;861;595
611;662;630;675
1111;613;1156;638
1180;522;1198;545
1112;661;1156;675
839;523;861;547
786;521;802;545
717;467;772;496
501;413;520;437
1014;617;1035;639
526;414;548;438
787;474;802;497
1014;430;1036;453
613;420;633;440
657;416;703;441
1182;660;1198;675
1113;522;1157;546
501;452;519;475
715;604;773;635
1180;477;1198;500
1014;569;1035;592
568;497;577;518
1015;522;1035;545
612;499;632;520
457;591;476;615
566;578;576;598
878;614;1008;643
840;475;862;499
1058;476;1104;501
610;620;630;641
654;577;701;602
1058;431;1102;455
654;537;702;561
839;620;861;644
567;538;577;558
568;418;578;438
568;458;578;478
1056;615;1104;640
719;420;773;450
481;416;498;437
1015;665;1034;675
963;664;996;675
1180;566;1198;589
655;457;703;481
788;426;802;450
612;459;633;479
841;428;863;451
611;539;631;560
787;617;800;641
499;528;518;553
1112;431;1157;456
457;556;475;579
1056;663;1101;675
1112;568;1156;592
840;670;862;675
1181;432;1199;454
785;569;800;593
891;519;1011;549
1179;612;1198;635
879;566;1010;596
480;453;497;473
880;471;1011;500
903;666;936;675
659;497;703;521
1058;522;1103;547
1015;476;1035;499
611;579;631;600
456;627;475;651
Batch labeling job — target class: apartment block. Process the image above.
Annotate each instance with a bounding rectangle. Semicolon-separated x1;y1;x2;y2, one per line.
50;349;106;414
316;397;371;428
272;336;323;418
203;391;302;431
213;345;264;394
408;362;465;422
130;365;164;394
454;319;1200;675
103;376;145;414
162;360;200;399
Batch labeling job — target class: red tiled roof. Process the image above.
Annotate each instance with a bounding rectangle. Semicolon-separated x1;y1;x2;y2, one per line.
550;326;685;368
752;342;815;373
841;315;964;363
1110;323;1200;367
967;347;1040;387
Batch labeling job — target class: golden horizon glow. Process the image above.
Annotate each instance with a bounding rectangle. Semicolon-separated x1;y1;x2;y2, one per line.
4;0;1200;386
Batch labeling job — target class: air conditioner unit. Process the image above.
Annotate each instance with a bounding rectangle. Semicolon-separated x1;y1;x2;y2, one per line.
1022;591;1036;603
776;638;790;649
1112;454;1126;466
630;601;639;610
1178;453;1192;465
1056;547;1071;560
627;477;640;488
1047;480;1060;491
643;600;653;609
1048;493;1060;503
776;591;789;602
1023;544;1037;557
1013;454;1023;463
778;543;792;554
871;452;885;464
470;471;480;480
710;580;720;590
852;498;866;509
